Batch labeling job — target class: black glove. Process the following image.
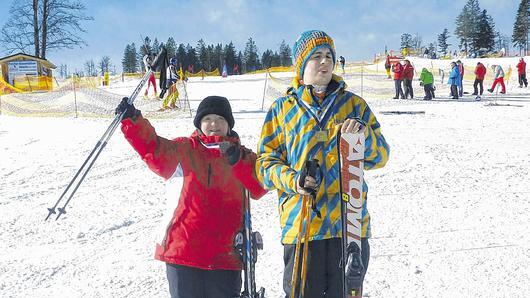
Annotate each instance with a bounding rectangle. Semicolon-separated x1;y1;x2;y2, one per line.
225;144;242;166
115;97;141;119
219;142;243;166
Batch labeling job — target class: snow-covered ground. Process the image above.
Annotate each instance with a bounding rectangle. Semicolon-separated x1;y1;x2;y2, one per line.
1;57;529;298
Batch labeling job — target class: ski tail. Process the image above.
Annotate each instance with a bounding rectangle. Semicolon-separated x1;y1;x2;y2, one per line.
337;131;365;298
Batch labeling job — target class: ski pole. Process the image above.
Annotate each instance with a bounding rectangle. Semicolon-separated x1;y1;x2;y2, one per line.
290;195;309;298
299;193;313;297
46;48;167;221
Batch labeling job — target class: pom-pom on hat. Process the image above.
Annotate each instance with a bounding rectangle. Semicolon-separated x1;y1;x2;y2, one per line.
292;30;336;79
193;96;235;129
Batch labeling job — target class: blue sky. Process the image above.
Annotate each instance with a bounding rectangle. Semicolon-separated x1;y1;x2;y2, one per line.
0;0;520;72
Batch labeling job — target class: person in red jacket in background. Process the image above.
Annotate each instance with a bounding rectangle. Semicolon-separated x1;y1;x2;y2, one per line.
517;58;528;88
392;61;405;99
115;95;267;298
402;59;415;99
472;62;487;99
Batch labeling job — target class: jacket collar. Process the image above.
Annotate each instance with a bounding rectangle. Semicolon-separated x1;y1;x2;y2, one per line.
191;129;239;148
287;74;345;105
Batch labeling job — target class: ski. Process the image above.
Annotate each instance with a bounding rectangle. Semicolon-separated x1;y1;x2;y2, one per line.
338;131;365;298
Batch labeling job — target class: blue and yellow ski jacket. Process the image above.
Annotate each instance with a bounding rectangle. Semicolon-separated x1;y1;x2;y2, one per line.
256;75;389;244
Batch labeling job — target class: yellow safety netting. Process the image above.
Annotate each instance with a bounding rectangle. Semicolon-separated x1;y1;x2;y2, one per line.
247;66;294;75
185;69;220;77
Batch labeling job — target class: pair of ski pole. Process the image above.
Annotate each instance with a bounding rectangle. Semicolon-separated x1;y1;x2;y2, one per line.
45;48;167;221
290;159;321;298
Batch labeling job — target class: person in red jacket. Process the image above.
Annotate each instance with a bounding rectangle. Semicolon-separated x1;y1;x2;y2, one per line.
115;95;267;298
517;58;528;88
472;62;487;98
392;61;405;99
402;59;414;99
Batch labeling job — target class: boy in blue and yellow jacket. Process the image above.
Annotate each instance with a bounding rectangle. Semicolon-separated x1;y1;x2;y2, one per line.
256;30;389;297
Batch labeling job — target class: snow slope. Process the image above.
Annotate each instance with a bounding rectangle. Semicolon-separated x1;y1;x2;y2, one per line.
1;57;529;298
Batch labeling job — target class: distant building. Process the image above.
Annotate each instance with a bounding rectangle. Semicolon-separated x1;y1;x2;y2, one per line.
0;53;56;91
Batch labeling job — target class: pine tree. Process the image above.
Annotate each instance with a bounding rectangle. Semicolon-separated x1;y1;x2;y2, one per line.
122;44;132;73
213;43;223;72
122;43;138;73
237;51;243;72
196;39;208;70
455;0;481;53
271;52;282;67
261;49;274;69
475;9;496;54
243;37;259;73
438;29;451;57
512;0;530;55
165;37;177;58
279;40;292;66
223;42;237;74
177;43;187;71
152;38;160;54
206;44;214;71
186;44;198;72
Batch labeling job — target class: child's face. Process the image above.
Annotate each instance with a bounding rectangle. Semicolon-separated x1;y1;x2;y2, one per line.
200;114;229;136
302;47;334;86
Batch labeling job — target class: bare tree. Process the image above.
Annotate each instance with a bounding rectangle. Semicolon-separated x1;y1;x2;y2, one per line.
98;56;111;75
0;0;93;59
84;59;96;77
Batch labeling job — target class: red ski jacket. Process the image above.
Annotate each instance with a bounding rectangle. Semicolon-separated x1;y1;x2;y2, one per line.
402;64;414;80
121;116;266;270
392;62;403;80
517;60;526;74
474;63;487;80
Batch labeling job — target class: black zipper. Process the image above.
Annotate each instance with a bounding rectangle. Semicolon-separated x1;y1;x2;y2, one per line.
207;163;212;187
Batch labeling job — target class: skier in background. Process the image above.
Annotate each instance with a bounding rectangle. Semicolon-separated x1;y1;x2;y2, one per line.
159;57;181;111
402;59;414;99
448;61;461;99
159;57;179;103
392;60;405;99
143;53;157;98
339;55;346;73
384;55;392;79
516;58;528;88
472;62;487;100
456;60;464;97
488;64;506;94
115;95;266;298
419;67;435;100
256;30;389;297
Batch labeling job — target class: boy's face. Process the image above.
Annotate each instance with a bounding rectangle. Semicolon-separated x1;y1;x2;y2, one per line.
302;47;333;86
200;114;229;136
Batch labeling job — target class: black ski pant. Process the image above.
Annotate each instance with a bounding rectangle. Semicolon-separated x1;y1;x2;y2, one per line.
403;78;414;99
423;83;435;100
519;73;528;87
394;79;404;99
283;238;370;298
450;84;459;99
473;79;484;95
166;263;242;298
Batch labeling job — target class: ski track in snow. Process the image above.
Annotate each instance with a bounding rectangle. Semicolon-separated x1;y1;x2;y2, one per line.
1;57;530;298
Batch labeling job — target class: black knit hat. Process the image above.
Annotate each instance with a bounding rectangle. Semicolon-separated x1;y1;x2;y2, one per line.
193;96;235;129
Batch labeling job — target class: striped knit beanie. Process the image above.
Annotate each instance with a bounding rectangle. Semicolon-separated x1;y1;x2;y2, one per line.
292;30;336;79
